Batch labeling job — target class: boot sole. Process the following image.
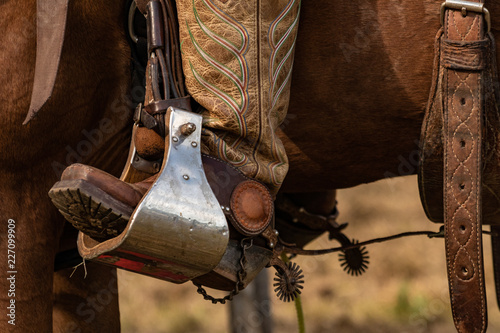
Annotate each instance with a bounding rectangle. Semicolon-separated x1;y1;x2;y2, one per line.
49;179;134;240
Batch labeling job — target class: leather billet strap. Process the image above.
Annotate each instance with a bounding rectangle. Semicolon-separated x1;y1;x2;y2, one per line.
442;1;487;331
133;96;191;133
135;0;190;137
24;0;69;124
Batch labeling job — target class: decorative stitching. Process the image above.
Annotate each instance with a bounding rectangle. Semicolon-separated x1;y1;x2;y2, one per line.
444;5;486;332
463;16;479;41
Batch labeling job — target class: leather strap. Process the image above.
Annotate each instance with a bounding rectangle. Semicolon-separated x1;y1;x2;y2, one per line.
143;97;191;115
24;0;69;124
133;97;192;134
443;2;487;331
202;155;273;238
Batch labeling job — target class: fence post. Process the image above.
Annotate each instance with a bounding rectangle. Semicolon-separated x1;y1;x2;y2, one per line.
229;269;273;333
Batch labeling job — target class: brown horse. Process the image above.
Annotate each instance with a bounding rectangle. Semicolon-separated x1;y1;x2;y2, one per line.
2;0;500;331
0;1;133;332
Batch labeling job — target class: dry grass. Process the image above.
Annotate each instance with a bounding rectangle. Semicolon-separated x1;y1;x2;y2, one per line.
119;175;500;332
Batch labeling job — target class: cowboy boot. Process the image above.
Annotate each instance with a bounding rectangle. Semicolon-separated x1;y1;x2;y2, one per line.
49;164;157;239
176;0;298;194
50;0;301;239
137;0;299;193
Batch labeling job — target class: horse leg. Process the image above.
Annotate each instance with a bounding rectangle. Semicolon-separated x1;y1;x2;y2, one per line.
46;1;132;329
0;171;65;332
1;170;121;333
50;223;121;333
0;3;66;330
53;265;120;333
1;0;131;330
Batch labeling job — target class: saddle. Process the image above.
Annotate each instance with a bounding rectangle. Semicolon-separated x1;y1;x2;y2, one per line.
419;1;500;331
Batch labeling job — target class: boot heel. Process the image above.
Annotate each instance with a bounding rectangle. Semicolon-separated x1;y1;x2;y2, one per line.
49;179;133;239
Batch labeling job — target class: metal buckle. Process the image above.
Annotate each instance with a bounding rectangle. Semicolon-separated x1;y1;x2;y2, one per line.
440;0;491;33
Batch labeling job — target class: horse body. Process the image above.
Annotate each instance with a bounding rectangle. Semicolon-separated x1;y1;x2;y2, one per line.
283;0;500;193
2;0;500;331
281;0;441;192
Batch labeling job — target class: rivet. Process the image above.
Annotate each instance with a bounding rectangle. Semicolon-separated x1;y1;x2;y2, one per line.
221;205;225;210
269;242;275;249
183;175;190;180
274;230;279;236
180;123;196;136
172;137;179;142
191;142;198;148
461;7;467;17
292;218;299;223
225;207;230;212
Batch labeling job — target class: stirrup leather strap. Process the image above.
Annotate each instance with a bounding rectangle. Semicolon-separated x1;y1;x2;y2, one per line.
442;1;487;331
25;0;69;124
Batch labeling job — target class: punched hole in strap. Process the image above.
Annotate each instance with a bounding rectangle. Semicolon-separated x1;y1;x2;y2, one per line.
460;183;465;190
460;140;466;148
460;97;466;105
458;263;474;280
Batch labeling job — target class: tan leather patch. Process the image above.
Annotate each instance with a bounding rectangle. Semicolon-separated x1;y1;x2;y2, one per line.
230;180;273;236
135;127;165;160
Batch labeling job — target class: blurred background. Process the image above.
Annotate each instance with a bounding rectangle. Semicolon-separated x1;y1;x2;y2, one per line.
118;175;500;332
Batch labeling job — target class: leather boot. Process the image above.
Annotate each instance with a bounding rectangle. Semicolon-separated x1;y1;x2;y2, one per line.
49;164;157;239
175;0;300;195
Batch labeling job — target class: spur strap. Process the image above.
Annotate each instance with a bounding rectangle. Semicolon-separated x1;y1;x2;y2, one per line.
442;1;487;331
